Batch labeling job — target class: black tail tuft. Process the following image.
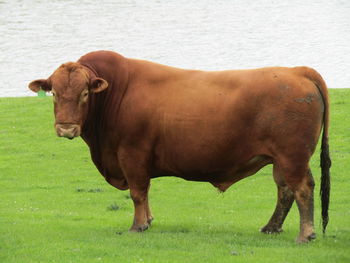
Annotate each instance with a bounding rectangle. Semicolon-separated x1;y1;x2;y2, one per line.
320;136;331;234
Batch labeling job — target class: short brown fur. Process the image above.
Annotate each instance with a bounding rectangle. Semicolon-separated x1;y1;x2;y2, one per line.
29;50;331;243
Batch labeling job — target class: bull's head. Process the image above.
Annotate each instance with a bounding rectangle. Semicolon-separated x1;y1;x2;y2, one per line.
28;62;108;139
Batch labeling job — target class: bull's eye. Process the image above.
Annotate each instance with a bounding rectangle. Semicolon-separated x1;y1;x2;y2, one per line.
80;89;89;103
51;90;57;102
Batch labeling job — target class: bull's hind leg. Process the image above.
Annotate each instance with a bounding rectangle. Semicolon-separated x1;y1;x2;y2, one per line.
294;168;316;243
260;164;294;233
271;159;316;243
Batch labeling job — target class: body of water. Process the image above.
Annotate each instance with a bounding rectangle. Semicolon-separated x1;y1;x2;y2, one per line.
0;0;349;97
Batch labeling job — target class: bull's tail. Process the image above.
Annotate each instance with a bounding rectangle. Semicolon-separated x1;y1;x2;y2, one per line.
296;67;331;234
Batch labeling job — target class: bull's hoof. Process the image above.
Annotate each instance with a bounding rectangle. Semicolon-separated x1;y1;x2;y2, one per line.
296;232;316;243
260;225;283;234
129;223;150;232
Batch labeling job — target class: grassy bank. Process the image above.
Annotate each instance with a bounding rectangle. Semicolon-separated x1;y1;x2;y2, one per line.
0;89;349;263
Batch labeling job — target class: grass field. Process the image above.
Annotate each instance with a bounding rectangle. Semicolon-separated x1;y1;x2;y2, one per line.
0;89;349;263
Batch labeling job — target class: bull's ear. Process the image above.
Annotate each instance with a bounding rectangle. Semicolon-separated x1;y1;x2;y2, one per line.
90;77;108;93
28;79;51;93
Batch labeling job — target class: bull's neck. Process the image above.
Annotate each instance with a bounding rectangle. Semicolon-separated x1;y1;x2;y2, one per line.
78;51;130;145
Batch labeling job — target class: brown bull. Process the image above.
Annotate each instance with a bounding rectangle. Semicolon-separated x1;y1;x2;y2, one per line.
29;50;331;243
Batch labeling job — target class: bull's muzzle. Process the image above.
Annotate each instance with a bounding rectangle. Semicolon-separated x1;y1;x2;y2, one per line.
55;124;81;139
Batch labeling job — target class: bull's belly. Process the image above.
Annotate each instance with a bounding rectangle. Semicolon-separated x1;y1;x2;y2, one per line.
152;154;272;192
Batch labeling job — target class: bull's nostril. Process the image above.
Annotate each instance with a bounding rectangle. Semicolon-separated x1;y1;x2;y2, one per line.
56;124;80;138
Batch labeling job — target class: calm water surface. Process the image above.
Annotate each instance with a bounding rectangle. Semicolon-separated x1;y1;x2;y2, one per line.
0;0;349;97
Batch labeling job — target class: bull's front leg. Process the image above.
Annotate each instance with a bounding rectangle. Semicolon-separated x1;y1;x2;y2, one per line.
118;147;153;232
129;181;152;232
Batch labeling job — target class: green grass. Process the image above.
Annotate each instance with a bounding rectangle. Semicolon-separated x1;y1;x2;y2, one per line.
1;89;349;263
